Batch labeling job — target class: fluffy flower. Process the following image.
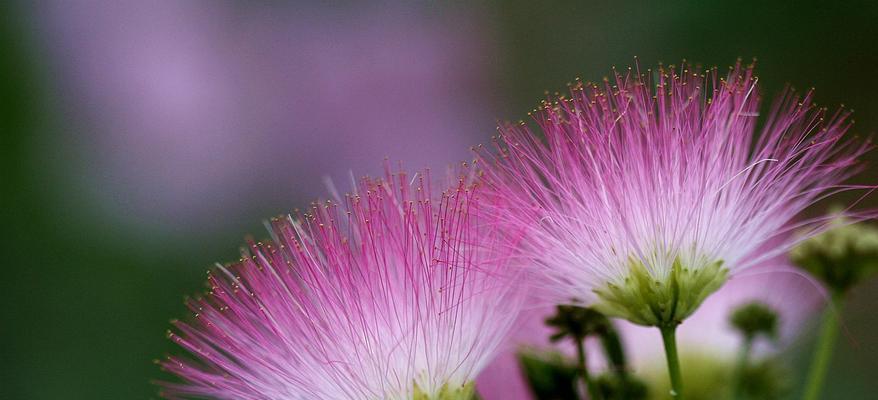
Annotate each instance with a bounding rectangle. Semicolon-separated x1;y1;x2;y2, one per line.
477;60;869;326
159;168;522;399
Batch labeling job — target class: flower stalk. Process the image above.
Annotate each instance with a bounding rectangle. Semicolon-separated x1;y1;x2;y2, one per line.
660;324;684;400
732;336;753;400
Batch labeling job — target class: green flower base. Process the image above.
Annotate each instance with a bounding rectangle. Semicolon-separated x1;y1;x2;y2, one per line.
413;382;477;400
593;257;728;326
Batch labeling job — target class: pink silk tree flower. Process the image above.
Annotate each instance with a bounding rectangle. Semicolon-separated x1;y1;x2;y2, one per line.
158;168;523;399
476;60;871;328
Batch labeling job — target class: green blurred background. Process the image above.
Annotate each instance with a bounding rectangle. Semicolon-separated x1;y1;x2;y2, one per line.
3;1;877;398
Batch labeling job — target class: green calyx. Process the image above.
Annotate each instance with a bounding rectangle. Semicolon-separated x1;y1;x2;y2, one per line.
593;257;728;327
790;220;878;295
413;382;477;400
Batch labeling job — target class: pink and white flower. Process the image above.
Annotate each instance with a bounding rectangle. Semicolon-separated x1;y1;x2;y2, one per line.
159;167;523;399
477;60;870;326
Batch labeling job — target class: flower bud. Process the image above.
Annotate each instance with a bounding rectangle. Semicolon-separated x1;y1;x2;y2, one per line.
791;219;878;294
729;301;779;342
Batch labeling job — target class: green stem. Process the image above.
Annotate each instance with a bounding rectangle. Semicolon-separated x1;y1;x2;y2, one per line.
732;336;753;400
575;337;602;400
803;294;843;400
660;324;684;400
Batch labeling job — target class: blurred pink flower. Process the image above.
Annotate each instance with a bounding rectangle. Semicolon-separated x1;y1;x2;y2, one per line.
37;1;496;234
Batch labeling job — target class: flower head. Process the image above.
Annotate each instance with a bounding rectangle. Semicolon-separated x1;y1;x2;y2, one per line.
477;60;869;326
159;167;523;399
729;301;779;343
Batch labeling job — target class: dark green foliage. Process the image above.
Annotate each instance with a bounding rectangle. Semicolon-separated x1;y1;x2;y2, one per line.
545;305;614;343
595;373;649;400
518;351;581;400
738;359;791;400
